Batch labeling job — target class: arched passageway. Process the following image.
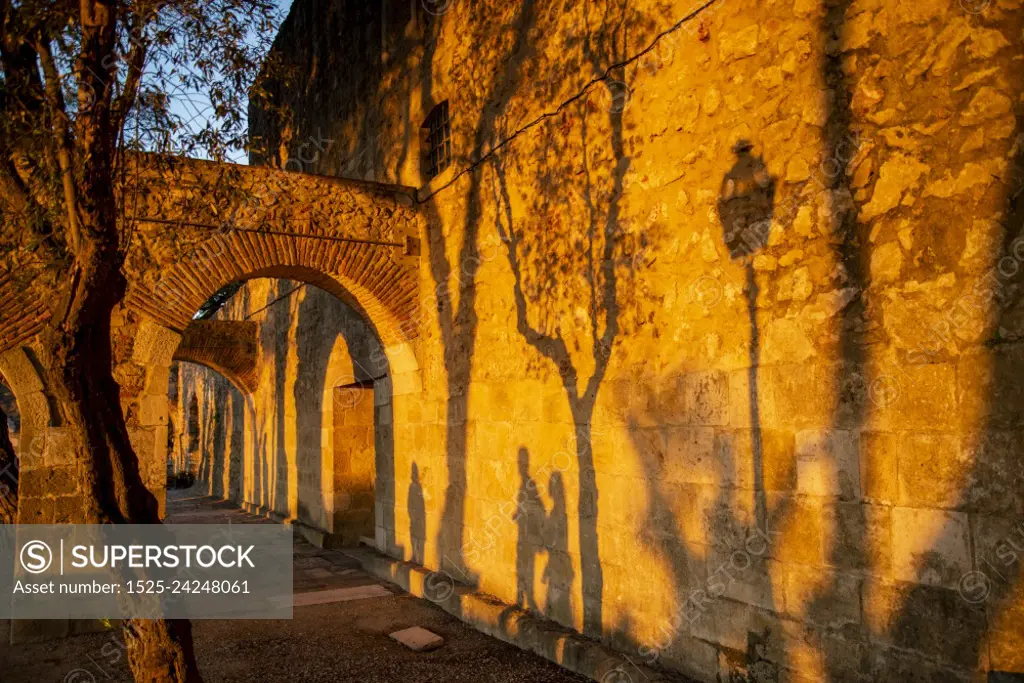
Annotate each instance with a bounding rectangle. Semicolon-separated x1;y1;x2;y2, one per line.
166;276;399;548
0;157;423;525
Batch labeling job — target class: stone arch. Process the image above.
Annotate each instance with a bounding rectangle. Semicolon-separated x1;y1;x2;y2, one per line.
126;257;421;517
172;320;260;395
125;234;420;353
0;346;57;471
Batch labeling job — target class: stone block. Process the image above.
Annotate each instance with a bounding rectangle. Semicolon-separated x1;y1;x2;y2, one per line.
0;347;44;394
761;318;817;365
959;348;1024;431
728;369;754;429
896;432;966;509
869;363;956;431
713;429;756;489
891;507;970;588
132;320;182;366
863;580;986;670
701;494;761;554
593;380;631;427
702;598;779;656
659;633;721;683
17;495;54;524
138;394;169;426
391;372;422;397
719;25;760;61
664;427;716;484
964;430;1024;515
795;429;859;500
770;496;824;566
859;431;898;505
643;373;686;426
859;641;975;683
18;392;53;429
144;364;171;395
783;565;861;629
764;363;861;430
680;370;729;426
824;503;892;577
706;546;780;611
762;430;797;492
19;466;80;498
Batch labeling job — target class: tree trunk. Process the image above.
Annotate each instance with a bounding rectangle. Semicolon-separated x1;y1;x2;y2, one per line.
0;402;17;524
41;236;202;682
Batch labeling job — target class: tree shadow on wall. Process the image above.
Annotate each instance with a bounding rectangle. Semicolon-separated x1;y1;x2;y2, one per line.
600;146;784;678
806;2;1024;682
490;63;631;643
874;91;1024;683
425;0;540;592
484;0;669;640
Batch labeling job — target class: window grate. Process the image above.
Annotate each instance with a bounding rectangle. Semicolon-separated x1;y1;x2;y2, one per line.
424;101;452;180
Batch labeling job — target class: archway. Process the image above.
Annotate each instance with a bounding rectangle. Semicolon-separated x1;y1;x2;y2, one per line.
168;360;251;501
142;272;409;551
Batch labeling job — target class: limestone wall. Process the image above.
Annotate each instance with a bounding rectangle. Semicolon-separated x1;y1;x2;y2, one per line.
247;0;1024;680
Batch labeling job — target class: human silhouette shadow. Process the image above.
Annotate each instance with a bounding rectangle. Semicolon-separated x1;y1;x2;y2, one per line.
408;462;425;566
542;470;573;625
513;447;544;613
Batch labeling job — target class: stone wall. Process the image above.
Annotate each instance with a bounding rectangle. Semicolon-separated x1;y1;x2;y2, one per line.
248;0;1024;680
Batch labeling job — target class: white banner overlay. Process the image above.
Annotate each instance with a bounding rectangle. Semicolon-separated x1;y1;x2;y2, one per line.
0;525;293;619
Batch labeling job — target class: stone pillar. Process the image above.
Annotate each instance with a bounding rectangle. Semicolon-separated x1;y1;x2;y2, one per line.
123;320;182;518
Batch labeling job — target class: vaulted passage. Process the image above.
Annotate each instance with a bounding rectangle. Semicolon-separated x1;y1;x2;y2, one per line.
171;278;395;549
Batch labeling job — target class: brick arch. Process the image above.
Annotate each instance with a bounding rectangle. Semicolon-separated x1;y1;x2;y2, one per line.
172;321;259;394
125;231;419;351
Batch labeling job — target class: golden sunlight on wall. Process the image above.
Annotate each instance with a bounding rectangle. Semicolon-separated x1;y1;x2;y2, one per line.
248;0;1024;680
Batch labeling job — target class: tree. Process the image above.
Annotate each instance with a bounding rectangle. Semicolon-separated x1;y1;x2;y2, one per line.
0;402;16;525
0;1;280;680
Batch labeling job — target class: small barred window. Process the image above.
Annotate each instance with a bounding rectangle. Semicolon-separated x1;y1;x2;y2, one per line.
423;101;452;180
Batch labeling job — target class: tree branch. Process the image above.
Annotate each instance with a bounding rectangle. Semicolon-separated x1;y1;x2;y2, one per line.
111;9;149;135
36;36;82;253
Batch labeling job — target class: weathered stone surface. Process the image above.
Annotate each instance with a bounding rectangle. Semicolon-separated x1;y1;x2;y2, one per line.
389;626;445;652
960;87;1013;126
892;507;971;588
719;26;760;62
860;154;930;220
795;429;859;500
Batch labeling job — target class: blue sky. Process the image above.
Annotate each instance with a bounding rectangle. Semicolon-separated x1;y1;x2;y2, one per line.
166;0;295;164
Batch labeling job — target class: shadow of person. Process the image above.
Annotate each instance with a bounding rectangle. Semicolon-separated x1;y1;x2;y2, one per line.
408;462;425;565
513;447;544;613
542;470;573;626
717;139;776;531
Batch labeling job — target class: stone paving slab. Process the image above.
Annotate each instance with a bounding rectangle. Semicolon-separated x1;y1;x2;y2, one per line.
389;626;444;652
293;585;393;607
